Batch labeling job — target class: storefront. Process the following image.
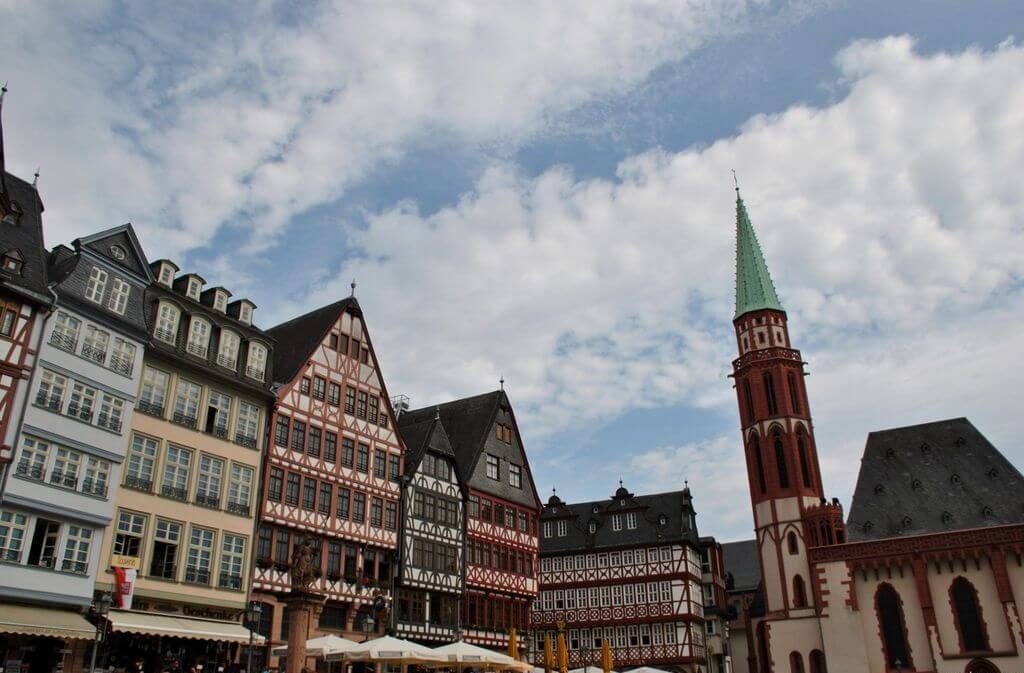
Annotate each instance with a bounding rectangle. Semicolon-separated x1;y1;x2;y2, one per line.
0;604;97;673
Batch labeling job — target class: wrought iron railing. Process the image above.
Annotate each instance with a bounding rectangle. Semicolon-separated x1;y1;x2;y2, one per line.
109;355;133;377
234;433;257;449
186;342;208;358
196;493;220;509
48;331;78;353
62;559;88;574
81;344;106;364
226;501;250;516
154;327;177;344
135;400;165;418
124;475;153;492
160;484;188;501
171;411;197;428
245;366;264;381
216;353;236;369
218;573;243;590
15;462;44;480
184;567;211;585
97;413;122;433
81;478;108;497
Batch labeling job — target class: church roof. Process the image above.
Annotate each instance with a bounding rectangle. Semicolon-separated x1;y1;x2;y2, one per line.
846;418;1024;541
402;390;505;482
734;189;784;319
721;539;761;592
265;297;358;384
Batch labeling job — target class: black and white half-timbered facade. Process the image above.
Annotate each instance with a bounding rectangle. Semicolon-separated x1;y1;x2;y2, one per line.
402;390;542;651
394;411;464;642
534;484;716;673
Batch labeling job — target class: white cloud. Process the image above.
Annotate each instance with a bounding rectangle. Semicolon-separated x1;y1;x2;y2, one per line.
302;36;1024;540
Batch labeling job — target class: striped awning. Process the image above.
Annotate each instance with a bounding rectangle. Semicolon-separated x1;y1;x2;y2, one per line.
0;604;96;640
107;610;265;644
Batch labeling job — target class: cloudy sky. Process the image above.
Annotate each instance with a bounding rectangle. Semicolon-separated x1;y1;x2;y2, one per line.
2;0;1023;541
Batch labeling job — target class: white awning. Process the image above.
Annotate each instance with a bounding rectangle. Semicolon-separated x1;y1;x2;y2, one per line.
0;605;96;640
107;610;264;644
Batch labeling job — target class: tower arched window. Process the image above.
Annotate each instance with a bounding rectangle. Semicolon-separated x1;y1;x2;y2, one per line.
787;371;801;414
951;577;989;652
743;378;756;420
750;436;767;495
763;372;778;415
787;532;798;555
808;650;827;673
875;583;913;669
773;430;790;489
797;431;813;489
789;652;805;673
792;575;807;608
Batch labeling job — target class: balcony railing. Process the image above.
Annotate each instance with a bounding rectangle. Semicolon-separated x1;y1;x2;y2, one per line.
154;327;177;344
81;344;106;364
196;493;220;509
184;567;211;585
171;411;197;429
49;331;78;353
15;462;44;480
81;478;108;497
97;413;122;433
216;353;236;369
62;559;88;574
218;573;243;590
109;355;133;377
161;484;188;501
245;366;264;381
186;342;208;359
35;392;62;412
235;433;257;449
1;548;19;562
124;475;153;492
208;425;229;440
50;471;78;489
136;400;165;418
32;556;57;569
66;403;92;422
226;501;250;516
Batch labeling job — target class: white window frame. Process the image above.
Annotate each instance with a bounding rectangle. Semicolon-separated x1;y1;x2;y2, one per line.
227;463;253;511
125;434;158;488
107;278;131;315
85;267;107;304
155;303;180;343
186;278;202;301
213;291;228;313
245;342;267;380
161;445;192;498
219;533;246;588
97;393;125;432
235;401;260;445
16;436;50;480
186;317;211;358
185;526;215;584
542;521;552;538
158;264;174;286
61;525;92;574
195;454;224;505
110;338;136;376
626;512;637;529
557;520;567;537
172;378;202;426
114;510;147;557
138;366;170;411
67;382;96;422
51;312;81;350
83;456;111;496
38;370;68;411
0;510;29;562
216;329;240;369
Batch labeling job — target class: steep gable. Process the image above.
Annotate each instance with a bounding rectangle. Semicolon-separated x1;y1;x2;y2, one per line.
266;298;356;385
77;224;152;281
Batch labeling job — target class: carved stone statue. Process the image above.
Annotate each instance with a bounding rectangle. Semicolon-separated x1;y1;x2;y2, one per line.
290;536;316;589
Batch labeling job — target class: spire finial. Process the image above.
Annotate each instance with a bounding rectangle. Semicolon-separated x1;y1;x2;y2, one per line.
32;168;39;188
0;82;7;105
732;169;739;193
434;406;440;421
350;279;356;297
619;478;623;488
499;375;504;391
552;486;557;496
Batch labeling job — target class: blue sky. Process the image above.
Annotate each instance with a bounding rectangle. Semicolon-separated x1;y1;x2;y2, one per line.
2;0;1023;541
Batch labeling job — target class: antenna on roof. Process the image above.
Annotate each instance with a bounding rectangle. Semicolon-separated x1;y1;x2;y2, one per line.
350;279;356;297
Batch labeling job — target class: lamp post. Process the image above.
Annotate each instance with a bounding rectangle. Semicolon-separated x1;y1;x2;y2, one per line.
88;593;112;673
245;601;263;673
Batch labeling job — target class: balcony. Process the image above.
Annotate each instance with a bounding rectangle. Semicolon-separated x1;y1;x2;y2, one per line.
226;501;250;517
234;433;257;449
171;411;197;429
154;327;177;344
81;344;106;365
15;462;44;481
124;475;153;492
218;573;243;590
186;342;208;359
184;567;211;585
81;478;108;497
49;471;78;489
161;484;188;501
136;400;165;418
216;353;236;369
48;331;78;353
245;366;264;381
195;493;220;509
62;559;88;575
97;413;122;433
109;355;133;377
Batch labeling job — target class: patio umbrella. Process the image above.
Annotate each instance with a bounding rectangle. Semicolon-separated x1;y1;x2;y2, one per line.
324;635;448;665
543;635;554;673
508;627;519;660
556;632;568;673
272;634;360;657
433;641;530;671
601;639;613;673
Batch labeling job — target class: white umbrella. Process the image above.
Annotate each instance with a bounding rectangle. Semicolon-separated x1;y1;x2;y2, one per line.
624;668;672;673
272;634;360;657
433;641;530;671
324;635;448;665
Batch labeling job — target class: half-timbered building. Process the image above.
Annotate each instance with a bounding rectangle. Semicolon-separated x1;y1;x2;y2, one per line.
534;484;709;672
401;390;541;651
252;298;404;667
394;411;464;642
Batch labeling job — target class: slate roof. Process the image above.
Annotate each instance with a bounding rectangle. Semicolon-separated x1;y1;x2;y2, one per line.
846;417;1024;541
265;298;357;385
398;412;456;476
539;485;700;554
721;539;761;593
0;172;51;305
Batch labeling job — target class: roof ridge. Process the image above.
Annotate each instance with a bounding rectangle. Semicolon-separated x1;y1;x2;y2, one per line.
266;297;354;334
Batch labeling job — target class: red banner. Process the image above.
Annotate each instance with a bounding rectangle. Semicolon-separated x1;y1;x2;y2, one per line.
114;567;137;609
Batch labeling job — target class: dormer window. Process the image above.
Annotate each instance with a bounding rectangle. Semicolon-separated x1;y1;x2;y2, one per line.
588;522;597;534
186;278;202;301
186;317;211;358
626;512;637;530
612;514;622;531
1;250;23;274
154;303;180;343
213;291;228;313
239;303;252;325
156;262;176;287
85;267;107;303
217;330;240;369
246;342;267;381
108;278;131;315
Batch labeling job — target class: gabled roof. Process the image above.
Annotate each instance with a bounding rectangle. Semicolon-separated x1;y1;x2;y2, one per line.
0;172;51;305
398;412;456;475
75;223;152;281
265;297;357;384
734;188;784;319
721;539;761;593
846;418;1024;541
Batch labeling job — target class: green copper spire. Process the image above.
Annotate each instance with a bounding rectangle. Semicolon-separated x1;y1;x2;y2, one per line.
734;182;784;319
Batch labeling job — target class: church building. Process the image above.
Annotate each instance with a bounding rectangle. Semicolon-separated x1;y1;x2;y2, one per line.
725;187;1024;673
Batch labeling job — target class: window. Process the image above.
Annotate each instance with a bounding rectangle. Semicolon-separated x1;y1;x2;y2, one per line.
16;436;49;481
195;454;224;507
50;447;81;490
352;492;366;523
356;443;369;473
67;382;96;422
328;382;341;406
268;467;284;502
626;512;637;529
797;433;813;489
809;651;827;673
300;377;311;395
36;370;67;411
155;303;180;343
204;390;232;438
612;514;622;531
291;420;306;452
274;529;290;564
370;497;383;528
158;264;174;286
274;414;289;446
186;278;202;300
788;372;802;414
789;652;805;673
61;525;92;574
0;302;16;336
302;478;316;510
876;583;913;669
496;424;513;443
50;312;81;351
788;532;799;555
110;338;136;376
108;278;131;314
213;292;228;312
356;390;368;418
751;435;767;494
138;366;169;415
764;372;778;415
793;575;807;608
345;386;356;413
337;488;351;519
324;432;338;463
389;454;400;481
951;577;989;652
319;482;332;514
385;501;397;530
486;454;499;480
557;520;567;537
186;318;211;358
312;377;326;400
114;510;147;557
374;449;386;478
81;325;110;364
246;342;267;380
85;267;107;303
285;473;300;506
235;401;260;447
349;338;360;359
172;379;202;428
308;426;322;458
227;464;253;514
239;303;252;324
509;463;522;488
161;445;192;501
185;526;215;584
774;430;790;489
219;534;246;589
150;519;181;579
82;456;111;497
1;250;23;274
217;330;240;369
125;434;158;490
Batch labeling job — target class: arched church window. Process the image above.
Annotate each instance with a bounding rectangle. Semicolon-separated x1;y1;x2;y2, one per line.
750;436;767;495
787;532;798;555
792;575;807;608
797;432;812;488
808;650;827;673
744;379;756;420
773;430;790;489
763;372;779;415
789;652;805;673
787;372;801;414
951;577;990;652
875;583;913;669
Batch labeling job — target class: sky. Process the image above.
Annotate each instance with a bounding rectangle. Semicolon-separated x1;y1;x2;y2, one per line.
2;0;1023;542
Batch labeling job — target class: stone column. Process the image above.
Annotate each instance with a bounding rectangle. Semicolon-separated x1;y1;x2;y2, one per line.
284;590;325;673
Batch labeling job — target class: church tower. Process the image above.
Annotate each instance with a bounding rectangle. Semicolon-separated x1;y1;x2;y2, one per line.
730;185;844;663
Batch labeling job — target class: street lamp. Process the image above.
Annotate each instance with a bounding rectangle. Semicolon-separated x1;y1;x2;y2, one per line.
245;601;263;673
88;593;112;673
